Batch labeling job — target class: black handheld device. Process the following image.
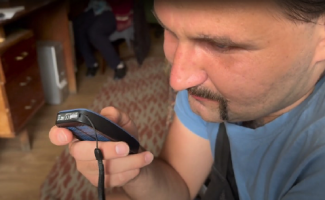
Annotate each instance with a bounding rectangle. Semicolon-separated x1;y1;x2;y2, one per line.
55;108;140;154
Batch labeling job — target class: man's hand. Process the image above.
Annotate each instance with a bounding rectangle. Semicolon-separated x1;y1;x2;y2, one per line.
49;107;154;188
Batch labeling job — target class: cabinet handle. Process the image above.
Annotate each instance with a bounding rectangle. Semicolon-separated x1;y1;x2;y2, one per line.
16;56;24;61
20;76;32;86
25;99;36;110
25;106;32;110
22;52;29;57
15;51;29;61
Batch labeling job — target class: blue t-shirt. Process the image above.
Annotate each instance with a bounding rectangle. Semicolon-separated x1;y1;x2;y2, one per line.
174;77;325;200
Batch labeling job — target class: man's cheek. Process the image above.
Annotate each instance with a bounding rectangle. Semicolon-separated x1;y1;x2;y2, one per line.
208;65;263;104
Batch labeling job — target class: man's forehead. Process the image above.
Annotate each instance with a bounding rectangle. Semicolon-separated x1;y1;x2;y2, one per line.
153;0;312;49
153;0;283;24
154;0;275;9
153;1;280;33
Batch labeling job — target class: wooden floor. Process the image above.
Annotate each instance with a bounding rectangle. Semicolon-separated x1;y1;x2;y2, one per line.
0;29;164;200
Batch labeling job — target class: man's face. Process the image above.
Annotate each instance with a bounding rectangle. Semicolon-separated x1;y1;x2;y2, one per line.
154;1;323;123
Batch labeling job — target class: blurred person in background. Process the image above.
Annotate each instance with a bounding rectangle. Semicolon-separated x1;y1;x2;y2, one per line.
70;0;133;78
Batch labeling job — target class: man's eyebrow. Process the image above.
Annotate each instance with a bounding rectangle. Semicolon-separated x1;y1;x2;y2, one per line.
195;34;240;46
195;34;256;49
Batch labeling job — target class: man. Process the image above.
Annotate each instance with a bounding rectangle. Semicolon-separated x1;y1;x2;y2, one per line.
50;0;325;199
71;0;131;78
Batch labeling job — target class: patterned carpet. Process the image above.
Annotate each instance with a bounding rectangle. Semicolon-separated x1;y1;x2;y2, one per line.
40;57;172;200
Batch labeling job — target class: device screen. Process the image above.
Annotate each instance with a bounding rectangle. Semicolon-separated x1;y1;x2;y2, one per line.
66;125;113;142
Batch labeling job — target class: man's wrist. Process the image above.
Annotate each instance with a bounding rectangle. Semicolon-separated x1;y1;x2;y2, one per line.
105;188;132;200
122;159;153;198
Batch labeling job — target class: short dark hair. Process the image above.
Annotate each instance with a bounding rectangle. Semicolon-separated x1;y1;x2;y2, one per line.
279;0;325;22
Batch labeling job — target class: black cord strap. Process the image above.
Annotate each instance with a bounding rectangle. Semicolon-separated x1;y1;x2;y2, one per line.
95;148;106;200
84;115;106;200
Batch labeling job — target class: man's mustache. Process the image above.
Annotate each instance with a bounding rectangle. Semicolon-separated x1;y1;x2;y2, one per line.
187;86;229;121
187;86;227;102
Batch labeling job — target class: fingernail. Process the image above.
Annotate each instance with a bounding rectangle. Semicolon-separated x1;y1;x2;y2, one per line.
145;153;154;163
116;144;127;155
58;131;67;143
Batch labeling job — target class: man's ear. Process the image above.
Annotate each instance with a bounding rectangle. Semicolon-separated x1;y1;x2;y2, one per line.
314;15;325;64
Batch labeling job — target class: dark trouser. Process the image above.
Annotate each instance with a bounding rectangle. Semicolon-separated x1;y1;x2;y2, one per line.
73;10;121;69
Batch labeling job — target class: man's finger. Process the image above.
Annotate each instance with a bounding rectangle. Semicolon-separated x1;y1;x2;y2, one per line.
76;151;154;174
100;107;138;137
70;141;130;161
49;126;74;146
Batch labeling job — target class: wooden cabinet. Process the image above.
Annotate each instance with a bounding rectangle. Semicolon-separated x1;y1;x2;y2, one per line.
0;0;76;151
0;30;45;150
2;36;37;82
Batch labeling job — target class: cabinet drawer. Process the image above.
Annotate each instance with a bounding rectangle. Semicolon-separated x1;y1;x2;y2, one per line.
10;91;44;131
6;63;43;105
6;64;44;130
2;36;37;82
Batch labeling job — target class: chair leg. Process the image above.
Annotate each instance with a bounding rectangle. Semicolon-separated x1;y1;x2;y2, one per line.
96;52;106;74
19;129;31;152
100;55;106;74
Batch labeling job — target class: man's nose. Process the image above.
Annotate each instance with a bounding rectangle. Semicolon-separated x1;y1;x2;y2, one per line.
169;43;208;91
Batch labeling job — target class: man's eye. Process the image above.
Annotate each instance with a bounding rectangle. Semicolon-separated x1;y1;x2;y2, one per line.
215;44;228;49
213;44;232;52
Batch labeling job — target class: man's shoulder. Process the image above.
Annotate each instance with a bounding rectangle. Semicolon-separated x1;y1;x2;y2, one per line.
303;117;325;143
174;90;194;117
174;90;205;123
174;90;209;139
291;77;325;138
288;115;325;167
